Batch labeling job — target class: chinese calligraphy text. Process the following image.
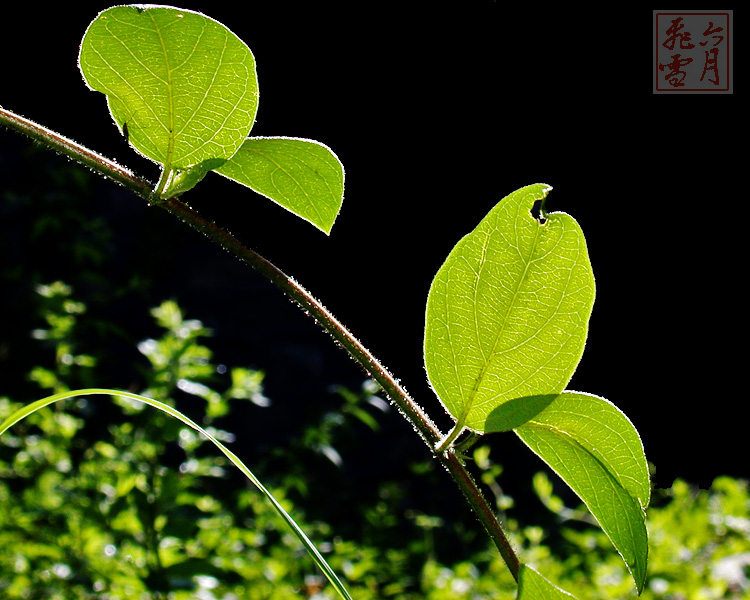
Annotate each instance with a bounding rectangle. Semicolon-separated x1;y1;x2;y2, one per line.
654;12;732;93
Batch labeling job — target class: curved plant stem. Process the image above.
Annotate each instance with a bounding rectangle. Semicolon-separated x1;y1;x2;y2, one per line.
0;107;153;196
0;105;521;583
159;198;442;444
443;449;521;577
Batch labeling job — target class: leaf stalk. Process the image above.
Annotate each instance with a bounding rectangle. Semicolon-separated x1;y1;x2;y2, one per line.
435;422;465;454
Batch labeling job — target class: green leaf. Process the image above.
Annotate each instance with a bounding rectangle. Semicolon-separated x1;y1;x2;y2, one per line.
160;158;227;198
515;391;650;593
424;184;595;434
517;565;578;599
214;137;344;234
79;5;258;171
0;388;353;600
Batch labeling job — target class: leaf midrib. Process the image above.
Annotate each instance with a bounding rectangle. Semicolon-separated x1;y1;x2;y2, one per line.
532;405;648;507
519;420;645;555
244;143;326;224
150;11;176;170
458;217;544;426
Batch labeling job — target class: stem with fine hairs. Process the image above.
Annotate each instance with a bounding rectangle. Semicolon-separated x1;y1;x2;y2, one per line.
1;104;521;582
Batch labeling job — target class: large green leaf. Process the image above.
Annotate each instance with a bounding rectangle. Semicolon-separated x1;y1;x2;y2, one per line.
517;565;578;599
516;391;650;593
215;137;344;234
424;184;595;434
79;5;258;173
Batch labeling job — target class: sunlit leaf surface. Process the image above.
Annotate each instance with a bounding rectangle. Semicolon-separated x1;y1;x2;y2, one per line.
516;391;650;593
79;5;258;170
215;137;344;234
424;184;595;433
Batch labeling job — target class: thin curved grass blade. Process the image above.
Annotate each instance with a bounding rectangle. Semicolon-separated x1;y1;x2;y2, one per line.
0;388;353;600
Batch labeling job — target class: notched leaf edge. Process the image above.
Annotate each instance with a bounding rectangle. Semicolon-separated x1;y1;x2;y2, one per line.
528;183;552;224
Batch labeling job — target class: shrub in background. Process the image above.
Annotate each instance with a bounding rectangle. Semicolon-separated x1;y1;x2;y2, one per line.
1;285;747;599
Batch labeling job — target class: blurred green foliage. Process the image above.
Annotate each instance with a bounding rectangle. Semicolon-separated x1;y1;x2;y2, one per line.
1;284;748;599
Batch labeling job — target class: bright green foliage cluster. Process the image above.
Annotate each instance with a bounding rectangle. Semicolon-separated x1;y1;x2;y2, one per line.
550;474;750;599
0;288;274;598
78;5;344;233
415;450;750;600
416;473;750;600
1;286;748;599
27;281;96;394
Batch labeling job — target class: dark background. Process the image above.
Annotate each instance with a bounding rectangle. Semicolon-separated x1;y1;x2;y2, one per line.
1;0;744;515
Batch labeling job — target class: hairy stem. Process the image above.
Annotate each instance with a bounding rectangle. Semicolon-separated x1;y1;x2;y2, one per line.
0;107;153;197
159;198;442;445
1;105;521;583
443;449;520;578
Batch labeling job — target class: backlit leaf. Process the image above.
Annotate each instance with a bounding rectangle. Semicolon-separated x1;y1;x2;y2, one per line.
215;136;344;234
424;184;595;433
79;5;258;171
516;391;649;593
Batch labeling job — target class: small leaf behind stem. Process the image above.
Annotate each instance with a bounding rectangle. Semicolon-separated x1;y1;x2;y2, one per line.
214;136;344;234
